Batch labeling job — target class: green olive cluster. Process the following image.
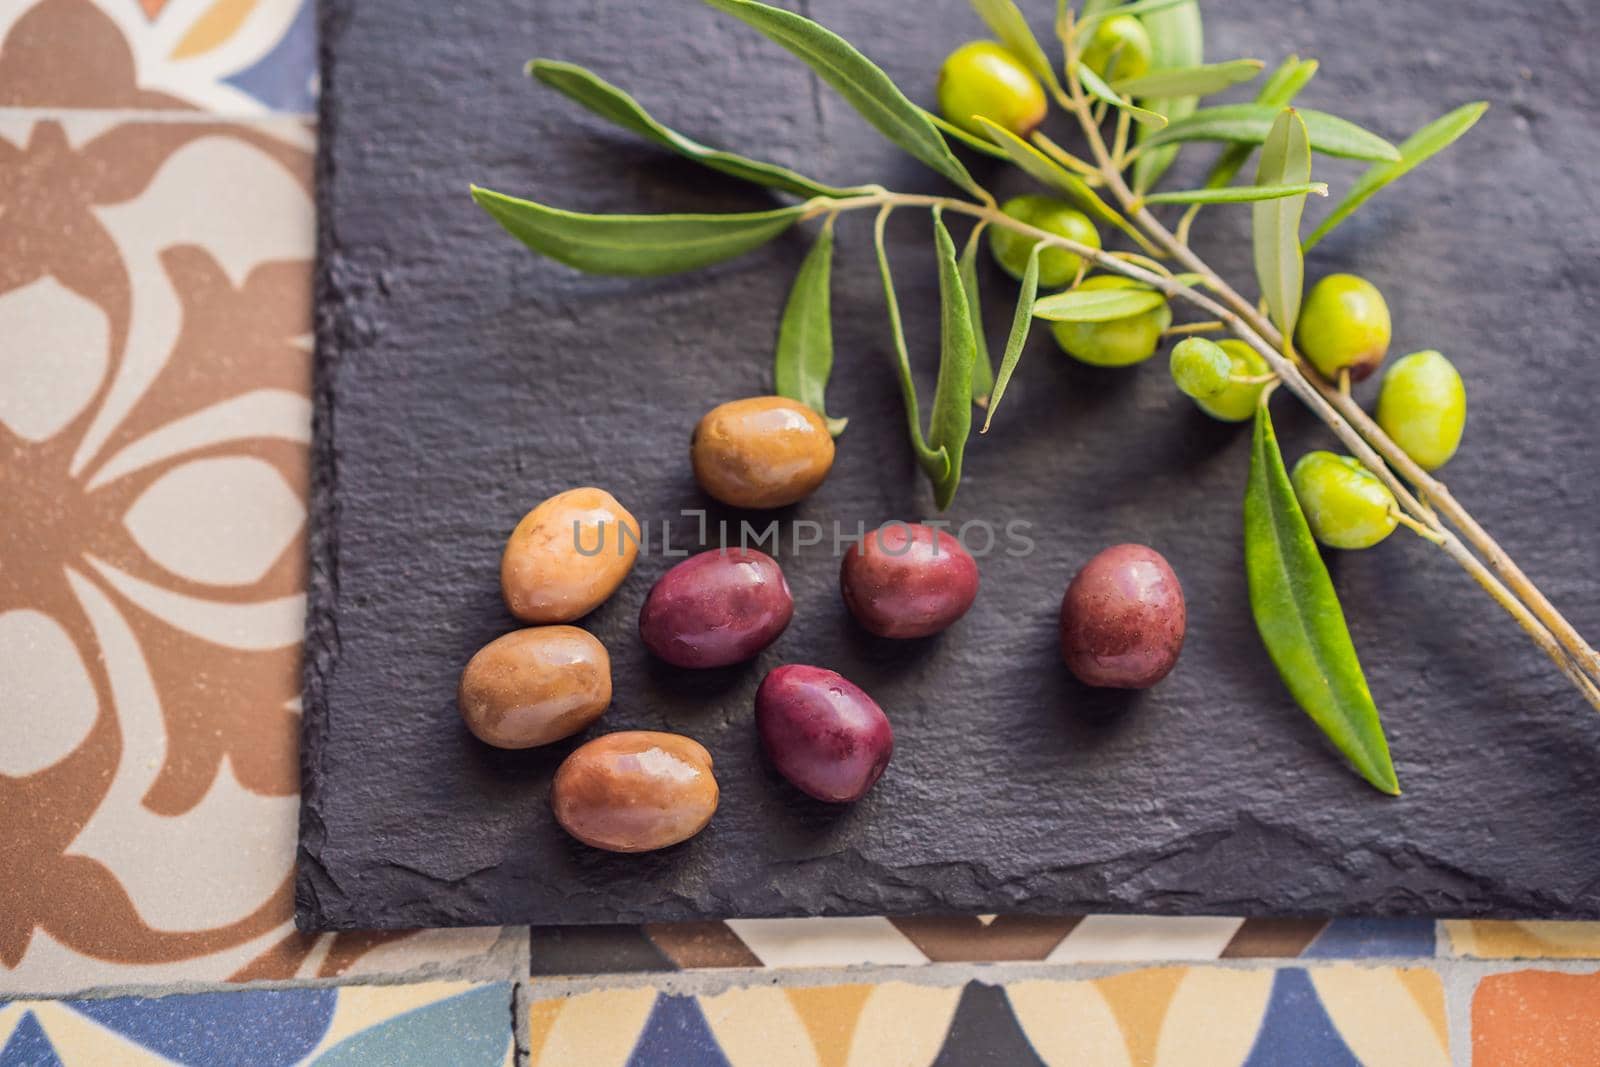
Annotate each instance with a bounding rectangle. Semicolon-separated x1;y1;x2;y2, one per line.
1285;277;1468;550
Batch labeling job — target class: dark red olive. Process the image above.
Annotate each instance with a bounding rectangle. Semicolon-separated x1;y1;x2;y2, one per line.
840;523;980;639
1059;543;1185;689
755;665;893;803
639;548;793;668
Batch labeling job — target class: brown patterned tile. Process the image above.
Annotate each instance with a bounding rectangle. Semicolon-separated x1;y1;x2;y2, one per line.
888;915;1084;962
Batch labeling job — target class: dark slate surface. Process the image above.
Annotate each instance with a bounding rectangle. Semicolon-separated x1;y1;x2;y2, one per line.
298;0;1600;929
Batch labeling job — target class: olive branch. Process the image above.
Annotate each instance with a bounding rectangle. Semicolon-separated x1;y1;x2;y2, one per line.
471;0;1600;791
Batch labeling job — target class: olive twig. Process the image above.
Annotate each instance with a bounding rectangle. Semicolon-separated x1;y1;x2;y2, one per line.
1164;320;1225;336
1391;509;1445;545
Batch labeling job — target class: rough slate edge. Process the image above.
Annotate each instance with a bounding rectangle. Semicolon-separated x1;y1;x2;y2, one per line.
296;0;1600;931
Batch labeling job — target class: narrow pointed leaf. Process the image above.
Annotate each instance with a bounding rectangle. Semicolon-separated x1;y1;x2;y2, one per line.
1076;62;1167;127
1016;128;1165;256
1130;0;1202;192
1143;104;1400;161
1145;181;1326;205
1033;286;1164;321
1304;101;1488;251
1251;108;1311;336
1077;0;1190;32
959;226;996;404
874;210;948;481
981;244;1041;432
929;211;976;510
970;0;1061;93
1245;404;1399;795
1113;59;1262;99
471;187;805;275
702;0;982;197
924;108;1012;159
1197;56;1318;194
774;222;846;435
527;60;866;200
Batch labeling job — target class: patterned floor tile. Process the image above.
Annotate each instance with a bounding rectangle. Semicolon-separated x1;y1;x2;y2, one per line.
0;107;502;992
1473;969;1600;1065
526;965;1449;1066
0;0;315;113
1443;920;1600;959
0;981;514;1065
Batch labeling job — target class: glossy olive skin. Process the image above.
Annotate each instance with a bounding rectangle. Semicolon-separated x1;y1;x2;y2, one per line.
990;195;1101;288
1169;336;1231;400
840;523;979;638
639;548;793;668
756;665;893;803
1296;274;1391;382
691;396;835;509
502;487;639;624
937;40;1047;137
1377;350;1466;471
458;626;611;749
1079;15;1153;81
1050;276;1172;367
1060;544;1185;689
551;732;718;853
1291;451;1398;550
1194;340;1271;423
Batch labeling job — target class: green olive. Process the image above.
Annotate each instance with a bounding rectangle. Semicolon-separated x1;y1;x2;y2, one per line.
1169;337;1231;400
1079;15;1153;82
1377;350;1466;471
1194;340;1271;423
1295;274;1392;382
1291;451;1399;550
1050;276;1172;367
937;41;1047;137
989;195;1101;287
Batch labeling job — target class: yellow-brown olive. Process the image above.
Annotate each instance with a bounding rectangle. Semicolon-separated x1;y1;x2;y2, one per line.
551;731;719;853
457;626;611;749
691;396;835;509
501;487;639;623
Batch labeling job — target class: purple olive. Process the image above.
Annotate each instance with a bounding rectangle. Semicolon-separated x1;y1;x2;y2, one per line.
1059;543;1185;689
756;665;893;803
639;548;793;668
840;523;980;639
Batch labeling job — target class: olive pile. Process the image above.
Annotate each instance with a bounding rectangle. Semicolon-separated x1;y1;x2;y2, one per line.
457;396;1186;853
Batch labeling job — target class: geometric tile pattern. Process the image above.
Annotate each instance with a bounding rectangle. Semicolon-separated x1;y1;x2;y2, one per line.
0;981;514;1065
528;967;1450;1066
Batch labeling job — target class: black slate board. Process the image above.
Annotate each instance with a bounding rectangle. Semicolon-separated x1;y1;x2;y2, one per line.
297;0;1600;930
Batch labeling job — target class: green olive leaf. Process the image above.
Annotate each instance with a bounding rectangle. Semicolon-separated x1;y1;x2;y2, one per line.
1075;62;1168;128
1076;0;1191;33
1113;59;1262;99
1129;0;1202;193
701;0;983;198
958;225;996;405
1195;56;1318;196
923;108;1013;159
981;244;1041;432
1144;181;1326;205
1032;286;1164;321
773;220;846;435
1303;101;1489;252
527;60;868;200
929;209;977;510
1251;108;1311;337
470;186;806;275
1245;403;1400;795
874;209;948;482
970;0;1061;94
1142;104;1400;162
975;122;1163;257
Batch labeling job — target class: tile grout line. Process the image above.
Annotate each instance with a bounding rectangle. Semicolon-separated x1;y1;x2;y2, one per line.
0;106;316;123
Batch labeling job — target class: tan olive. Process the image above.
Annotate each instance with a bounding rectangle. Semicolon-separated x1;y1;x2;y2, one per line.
551;731;719;853
691;396;835;509
457;626;611;749
501;487;639;623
